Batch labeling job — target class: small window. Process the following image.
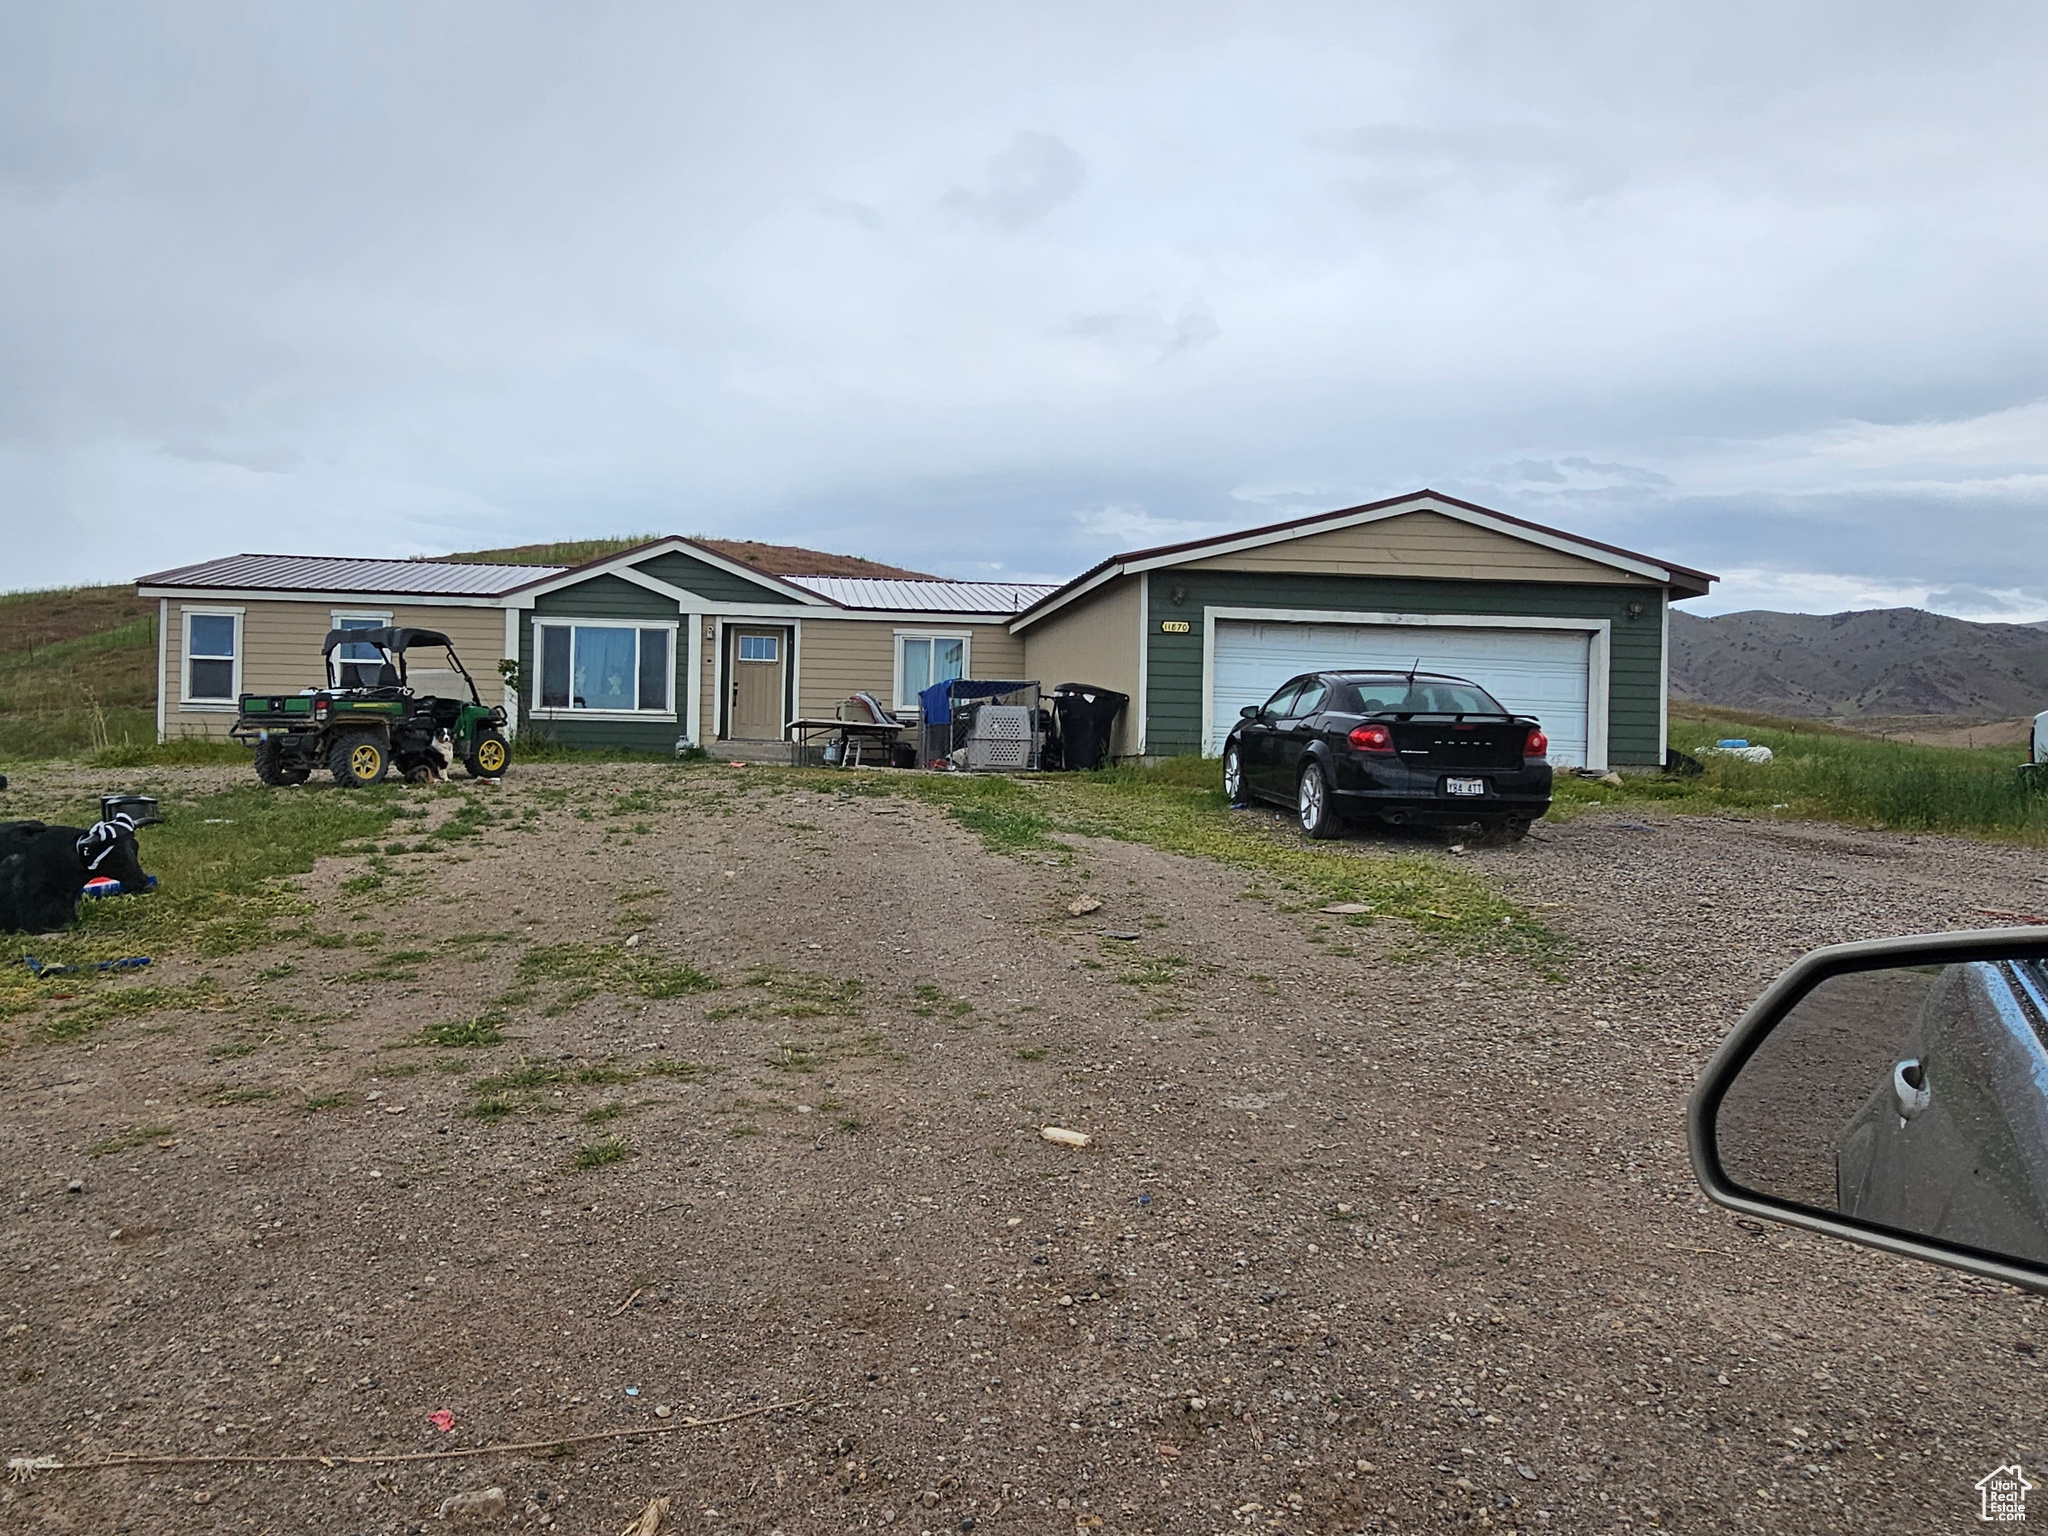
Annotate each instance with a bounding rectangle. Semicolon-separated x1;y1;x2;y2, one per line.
333;615;390;688
900;634;967;708
1260;679;1304;717
637;628;671;712
737;634;779;663
1289;680;1329;718
186;612;237;702
538;626;572;709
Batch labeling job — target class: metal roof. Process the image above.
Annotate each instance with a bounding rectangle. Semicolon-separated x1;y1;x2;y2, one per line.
136;553;565;597
787;576;1062;614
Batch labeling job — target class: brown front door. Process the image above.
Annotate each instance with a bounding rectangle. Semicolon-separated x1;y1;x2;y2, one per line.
728;627;788;739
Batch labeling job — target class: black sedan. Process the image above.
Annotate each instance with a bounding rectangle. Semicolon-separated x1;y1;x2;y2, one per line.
1221;670;1553;840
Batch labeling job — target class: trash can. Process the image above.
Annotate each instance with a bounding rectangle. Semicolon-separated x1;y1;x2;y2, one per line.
1048;683;1128;772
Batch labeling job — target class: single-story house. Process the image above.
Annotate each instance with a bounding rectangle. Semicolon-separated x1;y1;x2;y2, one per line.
137;490;1713;768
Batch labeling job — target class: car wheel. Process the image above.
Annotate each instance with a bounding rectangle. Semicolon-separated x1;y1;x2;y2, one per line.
1222;744;1245;803
253;737;309;786
464;731;510;779
329;731;390;788
1298;762;1341;839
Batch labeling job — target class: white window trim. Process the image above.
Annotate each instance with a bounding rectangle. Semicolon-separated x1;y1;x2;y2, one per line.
180;605;245;711
529;618;680;722
1195;605;1612;769
892;628;972;712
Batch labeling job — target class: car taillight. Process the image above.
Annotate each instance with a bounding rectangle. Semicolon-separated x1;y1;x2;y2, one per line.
315;697;329;721
1348;723;1393;753
1524;727;1548;757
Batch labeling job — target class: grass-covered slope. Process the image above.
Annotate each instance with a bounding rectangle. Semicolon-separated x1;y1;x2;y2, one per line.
0;585;159;759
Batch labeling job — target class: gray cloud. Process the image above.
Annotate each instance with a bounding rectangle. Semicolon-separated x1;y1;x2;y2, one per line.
939;131;1084;230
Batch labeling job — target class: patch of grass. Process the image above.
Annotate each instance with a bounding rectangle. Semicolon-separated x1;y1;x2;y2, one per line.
405;1010;507;1049
1545;703;2048;844
1015;1047;1047;1061
911;982;972;1019
1116;954;1187;988
706;968;862;1022
837;1116;862;1134
341;948;434;982
89;1124;172;1156
302;1092;353;1112
573;1136;630;1169
35;978;227;1043
465;1054;717;1121
580;1103;626;1125
515;942;720;1002
2;782;413;1033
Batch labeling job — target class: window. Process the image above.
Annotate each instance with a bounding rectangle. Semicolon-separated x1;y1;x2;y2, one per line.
331;613;391;688
737;634;779;663
1259;679;1305;717
534;623;673;714
1287;680;1329;718
897;633;967;710
184;611;240;703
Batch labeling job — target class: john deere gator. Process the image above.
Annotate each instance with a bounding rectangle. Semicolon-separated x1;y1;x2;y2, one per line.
232;626;512;787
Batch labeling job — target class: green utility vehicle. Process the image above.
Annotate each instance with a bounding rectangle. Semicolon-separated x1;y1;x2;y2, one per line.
232;626;512;787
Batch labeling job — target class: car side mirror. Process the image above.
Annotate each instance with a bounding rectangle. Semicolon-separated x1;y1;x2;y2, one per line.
1240;705;1262;721
1691;929;2048;1292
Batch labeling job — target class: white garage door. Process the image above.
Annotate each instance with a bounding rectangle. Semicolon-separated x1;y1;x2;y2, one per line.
1210;619;1595;766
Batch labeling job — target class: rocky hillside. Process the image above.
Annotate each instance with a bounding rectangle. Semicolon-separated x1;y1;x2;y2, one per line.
1671;607;2048;720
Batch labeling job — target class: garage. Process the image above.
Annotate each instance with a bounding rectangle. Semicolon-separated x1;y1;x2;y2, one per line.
1012;490;1716;767
1206;612;1605;767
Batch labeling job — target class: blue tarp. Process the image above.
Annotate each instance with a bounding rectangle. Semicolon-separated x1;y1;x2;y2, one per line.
918;679;1035;725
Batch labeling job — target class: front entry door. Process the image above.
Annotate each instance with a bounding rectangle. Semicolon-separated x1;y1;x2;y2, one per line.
729;628;788;740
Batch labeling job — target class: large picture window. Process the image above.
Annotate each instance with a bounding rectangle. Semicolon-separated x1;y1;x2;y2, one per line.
535;623;672;714
897;632;967;710
184;610;241;704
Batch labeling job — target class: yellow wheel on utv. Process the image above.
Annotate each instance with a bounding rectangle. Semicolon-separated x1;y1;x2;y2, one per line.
464;731;510;779
330;731;390;787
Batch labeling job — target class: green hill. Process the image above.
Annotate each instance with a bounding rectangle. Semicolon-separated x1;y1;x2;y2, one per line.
0;585;159;760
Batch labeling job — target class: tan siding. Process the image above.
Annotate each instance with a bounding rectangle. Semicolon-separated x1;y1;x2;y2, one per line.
164;598;512;741
1180;510;1639;584
793;619;1026;724
1018;576;1143;758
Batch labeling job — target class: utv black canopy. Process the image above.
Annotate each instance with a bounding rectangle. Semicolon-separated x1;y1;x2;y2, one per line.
320;626;454;657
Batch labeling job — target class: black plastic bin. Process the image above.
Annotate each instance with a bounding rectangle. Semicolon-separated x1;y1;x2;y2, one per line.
1048;683;1128;772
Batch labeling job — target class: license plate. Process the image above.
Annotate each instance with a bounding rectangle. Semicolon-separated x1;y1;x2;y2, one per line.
1444;777;1486;797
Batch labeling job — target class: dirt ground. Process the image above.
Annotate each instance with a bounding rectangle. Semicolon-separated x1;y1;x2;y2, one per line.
5;762;2048;1535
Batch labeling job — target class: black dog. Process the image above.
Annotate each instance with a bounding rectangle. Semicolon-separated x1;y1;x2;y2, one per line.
0;815;154;935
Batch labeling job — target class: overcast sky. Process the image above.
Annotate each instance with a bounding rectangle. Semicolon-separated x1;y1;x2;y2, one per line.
6;4;2048;616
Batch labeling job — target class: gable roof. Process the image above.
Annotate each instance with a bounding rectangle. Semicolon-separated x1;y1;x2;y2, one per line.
1009;489;1719;629
137;553;562;599
502;535;831;606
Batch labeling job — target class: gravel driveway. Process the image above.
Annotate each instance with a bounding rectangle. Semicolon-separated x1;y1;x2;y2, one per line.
2;764;2043;1533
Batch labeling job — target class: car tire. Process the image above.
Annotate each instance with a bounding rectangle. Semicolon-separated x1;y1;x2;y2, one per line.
464;731;510;779
253;737;309;786
1222;744;1245;803
329;731;390;788
1298;762;1341;839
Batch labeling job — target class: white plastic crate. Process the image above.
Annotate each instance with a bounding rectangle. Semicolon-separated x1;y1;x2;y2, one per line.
965;704;1035;770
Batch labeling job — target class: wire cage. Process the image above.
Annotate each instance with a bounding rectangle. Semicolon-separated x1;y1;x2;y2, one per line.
918;680;1043;771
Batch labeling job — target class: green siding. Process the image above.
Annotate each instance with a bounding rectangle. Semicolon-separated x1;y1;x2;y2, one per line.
632;550;801;604
1144;571;1667;765
519;574;687;753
